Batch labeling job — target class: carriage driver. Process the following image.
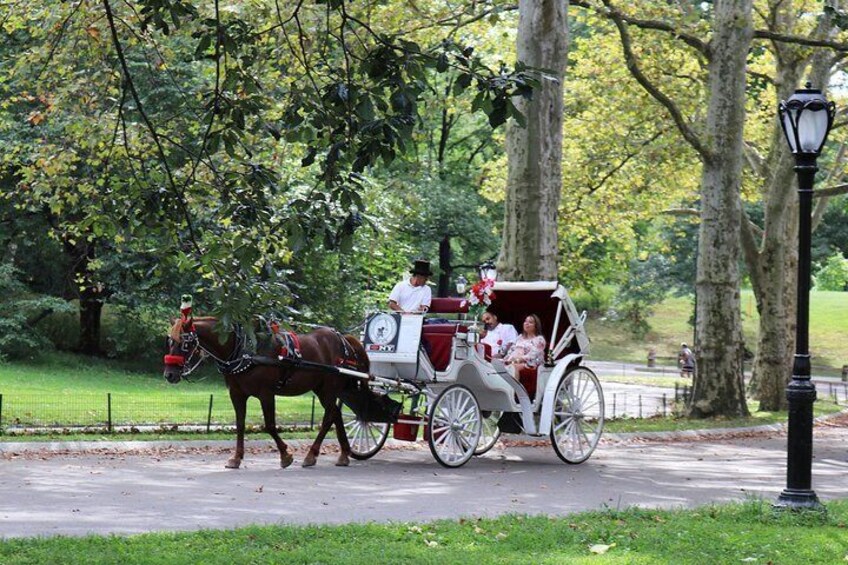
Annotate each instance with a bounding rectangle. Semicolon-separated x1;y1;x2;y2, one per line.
387;259;433;314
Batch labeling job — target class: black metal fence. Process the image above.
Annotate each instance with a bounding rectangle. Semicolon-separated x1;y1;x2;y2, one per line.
1;380;845;434
0;392;318;434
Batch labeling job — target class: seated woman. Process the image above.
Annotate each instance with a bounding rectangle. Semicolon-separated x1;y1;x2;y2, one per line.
504;314;546;379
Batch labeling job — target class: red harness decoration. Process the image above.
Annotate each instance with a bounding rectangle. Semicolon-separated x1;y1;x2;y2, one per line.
164;354;186;367
269;321;301;360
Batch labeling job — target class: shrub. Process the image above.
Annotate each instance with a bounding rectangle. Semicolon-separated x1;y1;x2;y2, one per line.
814;253;848;291
0;263;73;360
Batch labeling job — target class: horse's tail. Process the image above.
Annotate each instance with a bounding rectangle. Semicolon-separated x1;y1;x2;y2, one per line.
343;334;370;374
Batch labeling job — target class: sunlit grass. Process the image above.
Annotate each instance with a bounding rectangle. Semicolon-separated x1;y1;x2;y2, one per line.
1;500;845;564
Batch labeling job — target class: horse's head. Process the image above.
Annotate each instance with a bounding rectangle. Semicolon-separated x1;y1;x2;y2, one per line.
163;296;205;383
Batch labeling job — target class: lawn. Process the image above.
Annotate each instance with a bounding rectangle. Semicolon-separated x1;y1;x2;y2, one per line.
588;289;848;368
0;352;317;429
1;500;845;564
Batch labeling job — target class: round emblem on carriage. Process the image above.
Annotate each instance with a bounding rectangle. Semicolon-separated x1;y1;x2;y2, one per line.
368;313;398;345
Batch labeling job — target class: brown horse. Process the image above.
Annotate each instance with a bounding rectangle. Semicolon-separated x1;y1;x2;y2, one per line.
163;310;369;469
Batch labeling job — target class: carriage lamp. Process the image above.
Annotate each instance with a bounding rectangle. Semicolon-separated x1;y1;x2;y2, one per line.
479;260;497;281
775;83;835;511
455;274;468;295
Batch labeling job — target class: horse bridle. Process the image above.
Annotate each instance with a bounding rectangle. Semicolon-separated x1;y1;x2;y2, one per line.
164;317;254;378
164;319;207;379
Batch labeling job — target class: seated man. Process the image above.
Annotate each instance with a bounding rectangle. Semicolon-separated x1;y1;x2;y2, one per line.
388;259;433;314
480;308;518;358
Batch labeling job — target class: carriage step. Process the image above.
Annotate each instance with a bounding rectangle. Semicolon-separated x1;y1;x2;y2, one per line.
496;412;524;434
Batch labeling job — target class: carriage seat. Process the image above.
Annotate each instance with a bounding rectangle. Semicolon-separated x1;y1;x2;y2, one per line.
428;297;469;314
422;323;466;371
517;367;538;400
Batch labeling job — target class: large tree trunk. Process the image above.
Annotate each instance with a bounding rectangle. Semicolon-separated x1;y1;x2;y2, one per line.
498;0;568;281
688;0;751;418
745;9;836;411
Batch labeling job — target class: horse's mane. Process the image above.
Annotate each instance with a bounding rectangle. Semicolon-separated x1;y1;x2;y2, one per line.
169;316;217;342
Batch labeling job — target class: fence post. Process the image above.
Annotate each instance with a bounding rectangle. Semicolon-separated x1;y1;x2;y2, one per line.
310;395;316;429
662;393;667;417
207;394;214;433
638;395;642;419
0;393;3;433
612;393;616;419
674;382;679;403
107;393;112;433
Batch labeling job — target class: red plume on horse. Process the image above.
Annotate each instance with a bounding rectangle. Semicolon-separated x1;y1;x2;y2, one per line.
163;294;382;469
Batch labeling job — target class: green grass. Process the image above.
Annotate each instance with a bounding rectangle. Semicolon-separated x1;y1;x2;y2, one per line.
589;290;848;368
604;399;844;433
1;500;846;564
0;352;317;428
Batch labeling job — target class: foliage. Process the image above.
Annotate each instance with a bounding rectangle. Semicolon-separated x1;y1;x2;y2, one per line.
0;0;535;330
0;264;72;360
814;252;848;291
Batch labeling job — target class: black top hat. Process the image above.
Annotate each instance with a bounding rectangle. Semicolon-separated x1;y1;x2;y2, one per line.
409;259;433;277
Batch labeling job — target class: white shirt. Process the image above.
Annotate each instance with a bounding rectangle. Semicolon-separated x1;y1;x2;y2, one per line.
388;279;432;312
481;323;518;357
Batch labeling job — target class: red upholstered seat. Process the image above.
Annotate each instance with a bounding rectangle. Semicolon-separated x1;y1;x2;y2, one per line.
429;297;469;314
518;367;538;400
422;323;464;371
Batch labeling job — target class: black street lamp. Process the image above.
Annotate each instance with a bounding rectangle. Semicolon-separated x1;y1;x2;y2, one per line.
479;260;497;281
775;83;835;511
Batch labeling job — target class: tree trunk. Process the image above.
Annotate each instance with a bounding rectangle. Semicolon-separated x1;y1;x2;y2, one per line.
64;238;105;356
688;0;751;418
745;11;835;410
498;0;568;281
437;235;451;297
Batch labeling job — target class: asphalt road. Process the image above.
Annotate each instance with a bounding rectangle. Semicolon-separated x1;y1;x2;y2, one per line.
3;424;848;539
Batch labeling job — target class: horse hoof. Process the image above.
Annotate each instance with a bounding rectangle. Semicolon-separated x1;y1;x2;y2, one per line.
335;455;350;467
225;458;241;469
280;453;294;469
302;453;317;467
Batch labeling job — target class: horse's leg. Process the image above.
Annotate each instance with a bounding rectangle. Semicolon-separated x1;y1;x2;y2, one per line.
226;389;248;469
259;393;293;469
302;394;336;467
331;399;351;467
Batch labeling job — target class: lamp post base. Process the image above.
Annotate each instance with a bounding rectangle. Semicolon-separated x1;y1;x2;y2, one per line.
774;488;824;511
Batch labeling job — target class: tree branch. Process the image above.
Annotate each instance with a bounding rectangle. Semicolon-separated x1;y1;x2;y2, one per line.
600;0;711;160
753;29;848;52
571;0;710;58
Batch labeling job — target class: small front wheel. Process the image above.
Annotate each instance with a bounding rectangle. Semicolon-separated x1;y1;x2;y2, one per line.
474;410;502;455
340;401;390;460
428;385;481;468
550;366;605;464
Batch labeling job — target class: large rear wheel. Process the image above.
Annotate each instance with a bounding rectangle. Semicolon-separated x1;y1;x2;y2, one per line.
550;366;605;464
340;401;390;460
427;385;481;468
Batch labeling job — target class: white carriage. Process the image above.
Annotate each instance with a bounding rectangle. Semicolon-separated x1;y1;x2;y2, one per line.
340;281;605;468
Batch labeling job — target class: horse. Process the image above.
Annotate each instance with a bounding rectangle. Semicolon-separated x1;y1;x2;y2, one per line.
162;306;369;469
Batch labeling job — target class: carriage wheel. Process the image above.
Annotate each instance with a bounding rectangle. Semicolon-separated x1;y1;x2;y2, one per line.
428;385;482;468
550;366;605;464
474;410;502;456
340;402;389;460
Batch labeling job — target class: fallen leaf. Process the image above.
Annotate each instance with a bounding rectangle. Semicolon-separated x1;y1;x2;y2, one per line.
589;543;615;554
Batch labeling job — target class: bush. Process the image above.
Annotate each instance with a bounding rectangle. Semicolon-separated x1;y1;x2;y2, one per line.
814;253;848;291
0;263;73;360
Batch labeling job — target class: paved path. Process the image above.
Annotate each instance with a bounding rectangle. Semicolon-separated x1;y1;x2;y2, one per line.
3;424;848;539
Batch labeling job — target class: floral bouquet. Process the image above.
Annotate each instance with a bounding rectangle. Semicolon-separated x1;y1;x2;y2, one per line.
467;278;496;322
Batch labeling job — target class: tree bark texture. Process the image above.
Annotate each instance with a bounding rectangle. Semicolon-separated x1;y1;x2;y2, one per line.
499;0;568;281
688;0;751;418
